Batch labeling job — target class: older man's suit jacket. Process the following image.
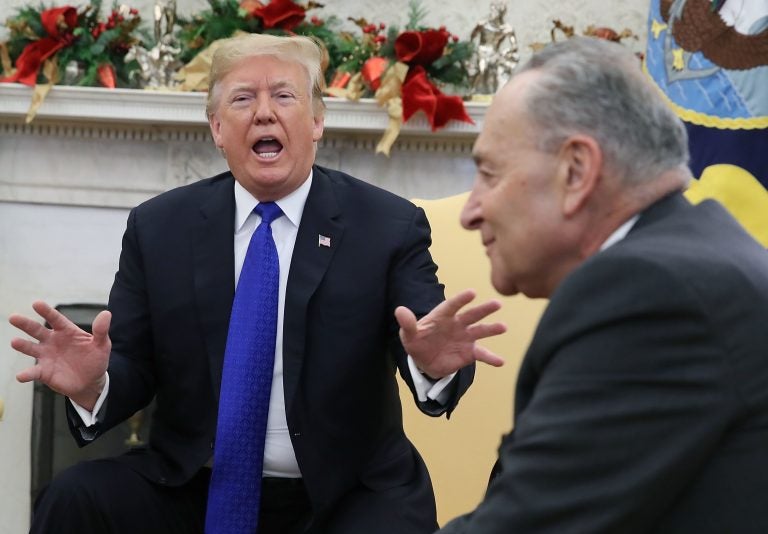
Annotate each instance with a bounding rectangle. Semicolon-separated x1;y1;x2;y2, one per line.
68;165;474;530
441;193;768;533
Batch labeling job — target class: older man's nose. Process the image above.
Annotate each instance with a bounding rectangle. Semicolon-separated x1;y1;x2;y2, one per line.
460;187;483;230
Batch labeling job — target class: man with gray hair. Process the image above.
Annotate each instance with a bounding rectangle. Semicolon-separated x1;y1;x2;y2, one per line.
436;36;768;532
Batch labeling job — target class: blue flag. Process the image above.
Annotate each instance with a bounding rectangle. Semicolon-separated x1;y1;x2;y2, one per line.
644;0;768;246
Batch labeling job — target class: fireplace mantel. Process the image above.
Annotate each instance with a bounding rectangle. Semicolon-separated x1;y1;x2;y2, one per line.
0;82;486;134
0;83;486;208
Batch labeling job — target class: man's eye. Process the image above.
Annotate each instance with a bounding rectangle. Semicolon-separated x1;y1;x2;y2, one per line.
478;169;499;186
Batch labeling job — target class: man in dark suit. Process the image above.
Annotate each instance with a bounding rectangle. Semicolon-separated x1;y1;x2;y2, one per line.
8;34;505;534
438;37;768;532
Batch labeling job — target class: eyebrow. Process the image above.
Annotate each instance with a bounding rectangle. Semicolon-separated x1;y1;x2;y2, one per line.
226;80;302;95
269;80;301;93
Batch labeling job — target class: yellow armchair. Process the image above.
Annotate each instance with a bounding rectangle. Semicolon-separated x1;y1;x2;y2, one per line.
400;193;547;525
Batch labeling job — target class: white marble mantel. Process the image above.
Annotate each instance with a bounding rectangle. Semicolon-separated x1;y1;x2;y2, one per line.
0;82;486;208
0;82;487;132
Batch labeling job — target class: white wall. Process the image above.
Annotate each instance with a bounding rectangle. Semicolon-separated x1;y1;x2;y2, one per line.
0;203;127;533
1;0;649;60
0;1;650;531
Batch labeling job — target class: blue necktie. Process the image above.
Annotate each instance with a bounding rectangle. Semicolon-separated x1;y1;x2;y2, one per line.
205;201;283;534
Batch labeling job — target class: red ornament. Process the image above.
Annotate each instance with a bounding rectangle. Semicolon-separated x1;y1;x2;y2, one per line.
91;22;107;39
239;0;265;15
361;57;388;91
97;63;116;89
329;71;351;89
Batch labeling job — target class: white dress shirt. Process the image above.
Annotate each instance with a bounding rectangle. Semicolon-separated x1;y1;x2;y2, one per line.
599;215;640;251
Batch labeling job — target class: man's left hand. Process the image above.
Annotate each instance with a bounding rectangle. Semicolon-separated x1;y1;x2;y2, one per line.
395;289;506;379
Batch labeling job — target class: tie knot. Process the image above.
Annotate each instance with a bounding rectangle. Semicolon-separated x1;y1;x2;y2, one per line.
255;202;283;225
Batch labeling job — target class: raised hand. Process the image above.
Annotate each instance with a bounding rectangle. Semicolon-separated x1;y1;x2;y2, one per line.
9;301;111;411
395;289;507;379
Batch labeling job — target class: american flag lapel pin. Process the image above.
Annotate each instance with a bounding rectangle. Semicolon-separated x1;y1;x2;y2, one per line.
318;234;331;247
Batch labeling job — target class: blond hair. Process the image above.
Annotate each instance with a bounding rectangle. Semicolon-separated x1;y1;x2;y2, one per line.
206;33;326;118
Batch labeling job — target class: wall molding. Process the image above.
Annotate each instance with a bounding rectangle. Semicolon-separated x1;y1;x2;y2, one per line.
0;121;478;154
0;83;484;208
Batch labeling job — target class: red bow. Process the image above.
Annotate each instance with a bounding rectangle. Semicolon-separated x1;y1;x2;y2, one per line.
252;0;306;31
402;66;473;131
394;29;449;66
1;6;77;86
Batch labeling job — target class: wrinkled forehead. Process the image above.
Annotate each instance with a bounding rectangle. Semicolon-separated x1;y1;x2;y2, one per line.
483;75;535;132
473;76;544;164
222;54;311;86
209;54;311;114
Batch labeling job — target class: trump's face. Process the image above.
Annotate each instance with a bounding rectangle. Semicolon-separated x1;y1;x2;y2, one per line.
460;72;571;298
208;54;324;201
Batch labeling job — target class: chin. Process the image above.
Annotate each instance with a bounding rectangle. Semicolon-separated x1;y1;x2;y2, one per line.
490;274;517;297
245;168;289;186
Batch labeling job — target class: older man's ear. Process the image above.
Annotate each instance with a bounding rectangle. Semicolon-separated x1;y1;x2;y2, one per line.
559;134;603;217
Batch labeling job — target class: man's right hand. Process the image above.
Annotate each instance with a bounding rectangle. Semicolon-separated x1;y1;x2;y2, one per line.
9;301;111;412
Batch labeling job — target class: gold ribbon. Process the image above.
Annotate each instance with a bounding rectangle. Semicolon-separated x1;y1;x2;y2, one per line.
26;58;60;124
0;42;13;77
326;72;364;101
376;97;403;156
176;30;249;92
374;62;408;156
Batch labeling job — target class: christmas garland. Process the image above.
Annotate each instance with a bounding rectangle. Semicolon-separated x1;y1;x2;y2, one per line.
1;0;475;149
1;0;144;88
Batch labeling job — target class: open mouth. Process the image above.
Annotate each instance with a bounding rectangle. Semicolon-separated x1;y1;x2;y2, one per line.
252;137;283;159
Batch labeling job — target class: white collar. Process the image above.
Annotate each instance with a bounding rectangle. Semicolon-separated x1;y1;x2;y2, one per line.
599;214;640;251
233;169;313;231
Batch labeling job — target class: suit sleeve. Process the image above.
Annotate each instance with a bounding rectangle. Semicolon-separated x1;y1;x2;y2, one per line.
387;206;475;418
441;254;736;533
68;207;158;445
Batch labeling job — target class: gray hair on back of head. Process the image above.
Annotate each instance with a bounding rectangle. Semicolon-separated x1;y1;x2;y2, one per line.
206;32;326;118
516;36;689;184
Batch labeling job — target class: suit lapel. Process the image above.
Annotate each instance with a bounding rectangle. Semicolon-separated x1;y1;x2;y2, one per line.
192;175;236;401
282;166;344;415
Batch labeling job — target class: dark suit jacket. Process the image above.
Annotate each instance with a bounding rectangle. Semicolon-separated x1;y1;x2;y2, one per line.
68;165;474;530
441;193;768;533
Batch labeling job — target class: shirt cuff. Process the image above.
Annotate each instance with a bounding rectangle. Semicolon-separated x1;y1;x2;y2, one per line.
407;356;457;404
69;372;110;427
